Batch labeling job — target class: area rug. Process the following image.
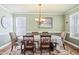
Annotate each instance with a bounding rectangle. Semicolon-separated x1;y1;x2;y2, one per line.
2;48;72;55
1;44;73;55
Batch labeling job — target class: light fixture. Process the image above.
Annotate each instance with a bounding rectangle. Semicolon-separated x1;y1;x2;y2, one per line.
35;4;45;24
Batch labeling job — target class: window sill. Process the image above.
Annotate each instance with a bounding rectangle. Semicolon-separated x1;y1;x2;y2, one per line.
70;35;79;40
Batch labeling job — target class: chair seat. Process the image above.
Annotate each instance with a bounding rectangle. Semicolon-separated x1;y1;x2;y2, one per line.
41;45;49;48
25;46;33;48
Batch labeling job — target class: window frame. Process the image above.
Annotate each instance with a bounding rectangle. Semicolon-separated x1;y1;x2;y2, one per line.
70;12;79;37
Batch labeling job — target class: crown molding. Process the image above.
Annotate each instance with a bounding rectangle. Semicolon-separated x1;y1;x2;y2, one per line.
0;5;13;13
14;12;64;15
64;5;79;15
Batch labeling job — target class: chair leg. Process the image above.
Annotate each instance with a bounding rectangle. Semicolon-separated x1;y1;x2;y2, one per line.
21;45;23;54
40;48;42;55
24;48;25;55
49;48;51;55
15;45;17;51
21;49;24;54
63;43;65;49
23;50;25;55
9;45;13;55
11;45;13;52
33;49;34;55
41;50;42;55
34;47;36;53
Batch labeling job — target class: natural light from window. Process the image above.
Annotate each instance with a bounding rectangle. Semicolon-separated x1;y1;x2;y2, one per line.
70;12;79;39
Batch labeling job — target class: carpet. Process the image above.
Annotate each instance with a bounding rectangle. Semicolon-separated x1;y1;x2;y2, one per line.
2;48;72;55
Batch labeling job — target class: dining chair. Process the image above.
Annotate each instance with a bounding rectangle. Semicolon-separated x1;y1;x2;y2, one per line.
9;32;19;52
40;34;51;54
23;35;35;54
60;32;66;49
42;32;48;35
32;32;40;51
32;32;38;35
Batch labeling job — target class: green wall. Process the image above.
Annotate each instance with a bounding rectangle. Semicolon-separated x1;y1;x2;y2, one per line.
0;7;12;47
14;13;65;33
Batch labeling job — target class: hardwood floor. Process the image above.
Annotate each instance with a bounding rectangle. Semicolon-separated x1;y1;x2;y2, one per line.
0;44;11;55
64;42;79;55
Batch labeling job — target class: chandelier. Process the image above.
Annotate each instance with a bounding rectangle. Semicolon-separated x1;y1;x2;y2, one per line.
35;4;45;24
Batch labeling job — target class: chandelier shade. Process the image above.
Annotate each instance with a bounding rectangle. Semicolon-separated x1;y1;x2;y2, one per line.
35;18;45;22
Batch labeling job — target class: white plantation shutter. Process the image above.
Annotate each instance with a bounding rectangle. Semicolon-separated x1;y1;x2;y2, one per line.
76;15;79;35
16;16;27;36
70;12;79;37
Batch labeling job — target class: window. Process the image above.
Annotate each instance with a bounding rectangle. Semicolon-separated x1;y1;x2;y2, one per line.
70;12;79;37
16;16;27;36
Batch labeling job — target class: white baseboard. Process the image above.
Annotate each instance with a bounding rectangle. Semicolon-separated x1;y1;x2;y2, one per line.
0;42;11;49
65;40;79;49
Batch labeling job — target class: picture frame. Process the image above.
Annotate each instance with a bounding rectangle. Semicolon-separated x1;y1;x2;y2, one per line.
39;17;53;28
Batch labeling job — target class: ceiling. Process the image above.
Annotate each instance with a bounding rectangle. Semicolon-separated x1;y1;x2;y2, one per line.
0;4;78;14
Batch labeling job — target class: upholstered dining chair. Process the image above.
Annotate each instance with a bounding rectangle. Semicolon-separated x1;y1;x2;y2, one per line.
42;32;48;35
60;32;66;49
40;34;51;54
23;35;35;55
9;32;19;52
32;32;38;35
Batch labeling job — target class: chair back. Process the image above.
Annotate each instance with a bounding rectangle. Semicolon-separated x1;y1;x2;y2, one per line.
60;32;66;41
23;35;34;45
40;35;51;45
42;32;48;35
9;32;17;45
32;32;38;35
